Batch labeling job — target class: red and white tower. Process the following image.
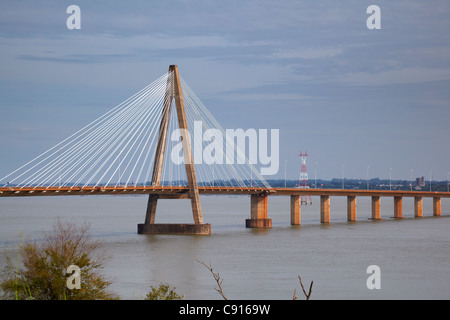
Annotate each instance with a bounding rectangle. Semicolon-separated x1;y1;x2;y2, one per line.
298;151;312;204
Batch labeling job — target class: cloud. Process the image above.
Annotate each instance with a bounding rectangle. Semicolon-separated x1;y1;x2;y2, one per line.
8;33;234;64
338;67;450;86
270;47;343;60
17;53;132;64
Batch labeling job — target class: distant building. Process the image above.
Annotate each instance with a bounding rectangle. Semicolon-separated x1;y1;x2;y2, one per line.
416;176;425;187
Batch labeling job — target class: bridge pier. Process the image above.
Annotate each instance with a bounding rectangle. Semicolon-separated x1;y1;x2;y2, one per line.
138;192;212;234
144;194;158;224
433;197;441;216
138;223;211;235
371;196;381;220
394;196;403;218
290;195;301;225
414;196;423;217
320;195;330;223
137;65;211;235
347;195;357;221
138;194;211;235
246;194;272;228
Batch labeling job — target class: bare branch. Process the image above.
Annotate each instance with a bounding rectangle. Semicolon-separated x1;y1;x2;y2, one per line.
298;276;313;300
196;259;228;300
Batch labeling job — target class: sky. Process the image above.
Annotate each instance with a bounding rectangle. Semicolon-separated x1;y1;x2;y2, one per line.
0;0;449;182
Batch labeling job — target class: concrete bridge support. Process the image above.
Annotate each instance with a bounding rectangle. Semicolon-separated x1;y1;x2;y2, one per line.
394;196;403;218
291;195;301;226
414;197;423;217
347;195;357;221
290;195;301;225
371;196;381;220
246;194;272;228
433;197;441;216
320;195;330;223
137;65;211;235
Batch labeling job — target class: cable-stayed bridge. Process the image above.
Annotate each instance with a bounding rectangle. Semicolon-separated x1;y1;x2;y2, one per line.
1;66;269;191
1;65;449;235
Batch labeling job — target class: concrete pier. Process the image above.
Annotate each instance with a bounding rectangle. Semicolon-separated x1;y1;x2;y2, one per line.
138;223;211;235
414;196;423;217
246;194;272;228
290;195;301;225
347;195;357;221
394;196;403;218
371;196;381;220
320;195;330;223
434;197;441;216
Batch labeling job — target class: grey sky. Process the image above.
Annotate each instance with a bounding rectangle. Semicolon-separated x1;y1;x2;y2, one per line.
0;1;449;181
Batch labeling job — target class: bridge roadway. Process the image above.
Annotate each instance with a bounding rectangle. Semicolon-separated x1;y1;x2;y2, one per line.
1;186;449;229
0;185;449;198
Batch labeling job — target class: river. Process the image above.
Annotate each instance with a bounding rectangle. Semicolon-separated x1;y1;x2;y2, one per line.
1;194;449;299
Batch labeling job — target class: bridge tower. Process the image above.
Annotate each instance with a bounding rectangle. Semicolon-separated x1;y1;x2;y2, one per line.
298;151;312;205
138;65;211;235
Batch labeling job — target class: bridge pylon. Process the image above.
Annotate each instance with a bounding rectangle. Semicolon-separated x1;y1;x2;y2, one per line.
138;65;211;235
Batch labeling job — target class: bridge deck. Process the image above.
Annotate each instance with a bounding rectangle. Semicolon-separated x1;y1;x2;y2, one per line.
0;186;449;198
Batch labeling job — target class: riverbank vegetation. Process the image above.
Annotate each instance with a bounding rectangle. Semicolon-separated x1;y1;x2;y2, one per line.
0;218;117;300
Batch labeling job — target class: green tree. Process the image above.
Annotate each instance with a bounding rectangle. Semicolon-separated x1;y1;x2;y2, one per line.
0;218;117;300
145;283;183;300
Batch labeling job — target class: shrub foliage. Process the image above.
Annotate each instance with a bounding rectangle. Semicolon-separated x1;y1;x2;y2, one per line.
0;218;117;300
